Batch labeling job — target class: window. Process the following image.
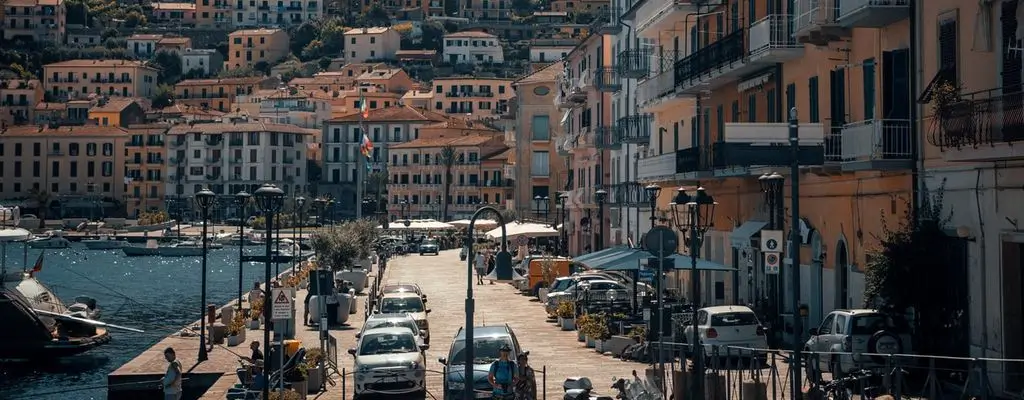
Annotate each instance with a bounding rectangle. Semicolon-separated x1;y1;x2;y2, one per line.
531;115;550;140
817;314;835;335
863;58;876;120
766;89;776;122
938;17;958;82
809;76;820;123
530;151;549;176
747;94;757;122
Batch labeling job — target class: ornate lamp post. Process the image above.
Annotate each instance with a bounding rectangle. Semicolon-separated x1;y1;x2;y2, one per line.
669;186;717;400
234;190;251;312
194;187;217;362
758;171;784;344
643;184;662;371
594;189;607;251
533;195;543;219
254;184;284;400
293;196;306;274
558;192;568;256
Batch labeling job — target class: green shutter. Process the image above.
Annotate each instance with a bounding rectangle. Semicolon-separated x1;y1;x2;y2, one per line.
731;100;739;122
766;89;776;123
786;83;796;116
690;116;698;148
674;122;680;150
863;58;876;120
809;76;820;123
747;94;757;122
716;105;724;140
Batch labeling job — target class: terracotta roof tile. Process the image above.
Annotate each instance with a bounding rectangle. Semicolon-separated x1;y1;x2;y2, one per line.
422;118;500;132
515;61;562;85
390;133;499;149
344;27;392;35
175;77;268;86
89;98;141;113
445;31;497;39
484;148;513;160
153;104;226;116
230;28;284;36
44;59;156;69
328;105;448;123
152;2;195;10
34;102;66;111
167;121;316;135
2;125;129;137
158;37;191;44
129;34;164;40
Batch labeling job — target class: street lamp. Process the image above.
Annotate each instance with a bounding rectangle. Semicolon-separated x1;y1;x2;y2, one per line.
594;189;607;251
533;195;543;219
644;184;661;227
194;187;216;363
758;171;784;344
254;184;284;400
643;184;662;375
670;186;717;400
234;190;251;312
558;192;568;256
293;196;306;275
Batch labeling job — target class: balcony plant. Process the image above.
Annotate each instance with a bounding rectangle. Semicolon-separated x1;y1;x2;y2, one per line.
574;313;592;342
248;298;263;329
283;361;308;399
628;325;648;343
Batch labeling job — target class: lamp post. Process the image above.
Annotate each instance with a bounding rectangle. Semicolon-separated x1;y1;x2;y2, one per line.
758;171;784;345
462;205;514;400
254;184;285;400
787;107;804;398
234;190;251;312
595;189;607;251
293;196;306;274
643;184;662;373
558;192;568;256
194;187;216;363
400;200;411;239
670;186;717;400
533;195;543;219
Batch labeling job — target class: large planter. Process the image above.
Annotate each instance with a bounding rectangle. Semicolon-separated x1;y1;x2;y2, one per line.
595;339;606;354
538;288;550;302
585;336;596;348
226;331;246;347
306;366;323;393
248;319;260;330
348;289;357;314
576;331;585;342
560;317;575;331
288;380;308;399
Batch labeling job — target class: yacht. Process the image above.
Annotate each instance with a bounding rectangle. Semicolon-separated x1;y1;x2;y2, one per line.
158;241;203;257
26;231;71;249
82;235;129;250
122;239;160;256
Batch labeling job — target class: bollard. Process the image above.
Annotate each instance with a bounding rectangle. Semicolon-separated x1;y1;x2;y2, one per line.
207;304;216;324
542;365;546;400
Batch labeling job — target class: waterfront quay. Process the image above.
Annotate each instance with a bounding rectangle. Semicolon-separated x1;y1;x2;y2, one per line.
108;249;652;399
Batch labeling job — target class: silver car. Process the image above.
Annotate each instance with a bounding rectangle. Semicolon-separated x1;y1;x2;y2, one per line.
348;326;428;398
357;313;427;348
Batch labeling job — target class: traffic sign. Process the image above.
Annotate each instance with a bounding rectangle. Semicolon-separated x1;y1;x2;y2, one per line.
643;226;678;257
271;288;293;319
761;230;784;253
764;252;781;274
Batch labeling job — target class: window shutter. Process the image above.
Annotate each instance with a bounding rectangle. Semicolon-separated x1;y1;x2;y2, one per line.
716;105;724;139
938;19;957;74
732;100;740;122
747;94;757;122
786;83;796;117
690;116;698;147
864;58;876;120
767;89;777;122
1001;1;1022;92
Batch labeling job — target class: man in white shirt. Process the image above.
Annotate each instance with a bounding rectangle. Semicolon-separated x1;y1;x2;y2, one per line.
162;347;183;400
475;250;487;285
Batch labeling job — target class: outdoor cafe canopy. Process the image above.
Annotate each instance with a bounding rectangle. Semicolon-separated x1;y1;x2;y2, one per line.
448;219;499;229
578;247;735;272
484;222;559;240
378;219;455;230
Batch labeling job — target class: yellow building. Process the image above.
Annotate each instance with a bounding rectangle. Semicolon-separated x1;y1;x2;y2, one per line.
225;28;290;71
355;68;415;94
174;76;276;112
0;79;44;127
42;59;159;100
430;77;515;120
88;98;147;128
3;0;65;44
0;125;130;218
510;62;565;216
194;0;231;28
124;123;169;216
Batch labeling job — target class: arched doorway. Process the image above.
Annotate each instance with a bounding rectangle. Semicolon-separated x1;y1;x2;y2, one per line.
835;237;850;309
809;231;824;326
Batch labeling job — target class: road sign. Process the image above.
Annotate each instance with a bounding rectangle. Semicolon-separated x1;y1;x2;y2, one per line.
761;230;784;253
638;268;654;283
516;236;528;246
643;226;679;257
764;252;781;274
271;288;293;319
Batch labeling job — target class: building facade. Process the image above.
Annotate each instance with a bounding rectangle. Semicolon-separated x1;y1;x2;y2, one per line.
42;60;159;100
511;62;565;222
0;79;44;127
429;77;515;120
343;27;401;63
124;124;169;217
442;31;504;65
3;0;65;44
181;49;225;77
174;76;276;112
229;0;322;27
225;28;290;71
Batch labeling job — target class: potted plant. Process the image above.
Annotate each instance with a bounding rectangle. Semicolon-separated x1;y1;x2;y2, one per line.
556;301;575;331
304;348;326;394
538;259;557;300
628;325;648;343
226;312;247;346
248;299;263;329
575;314;591;342
267;389;301;400
591;314;611;353
284;361;308;399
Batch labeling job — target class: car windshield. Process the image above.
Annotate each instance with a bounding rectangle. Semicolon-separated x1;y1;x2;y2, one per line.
851;314;910;335
710;312;759;327
358;332;418;355
448;337;514;364
380;297;425;313
423;240;437;246
364;319;419;335
551;279;572;291
384;285;419;294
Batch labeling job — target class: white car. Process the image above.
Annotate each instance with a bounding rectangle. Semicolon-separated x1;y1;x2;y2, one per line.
348;327;428;399
377;292;431;343
357;313;427;348
682;305;768;359
805;309;913;378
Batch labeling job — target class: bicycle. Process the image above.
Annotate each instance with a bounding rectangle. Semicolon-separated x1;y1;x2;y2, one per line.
820;370;880;400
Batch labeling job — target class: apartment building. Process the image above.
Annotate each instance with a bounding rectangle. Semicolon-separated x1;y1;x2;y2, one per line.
230;0;322;28
459;0;512;20
355;68;415;93
150;2;196;25
194;0;231;28
124;124;169;216
429;77;515;119
0;79;44;127
555;29;614;256
320;105;447;219
442;31;504;65
156;37;192;54
233;87;332;128
529;39;575;64
164;116;315;213
343;27;401;63
311;89;403;118
88;98;147;127
127;34;163;58
288;63;390;92
386;123;509;221
3;0;66;44
0;125;130;218
225;28;290;71
181;48;225;77
174;76;276;112
42;60;159;100
510;62;565;221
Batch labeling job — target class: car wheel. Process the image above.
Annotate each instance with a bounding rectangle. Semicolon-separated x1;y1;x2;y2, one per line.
829;356;844;379
804;348;822;383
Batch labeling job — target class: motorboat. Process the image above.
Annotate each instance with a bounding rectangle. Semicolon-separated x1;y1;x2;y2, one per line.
122;239;160;256
158;241;204;257
227;233;264;246
26;231;71;249
82;235;129;250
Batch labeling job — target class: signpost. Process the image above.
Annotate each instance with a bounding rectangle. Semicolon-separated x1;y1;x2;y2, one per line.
764;252;781;274
762;230;783;275
642;225;678;377
271;288;292;319
516;235;528;247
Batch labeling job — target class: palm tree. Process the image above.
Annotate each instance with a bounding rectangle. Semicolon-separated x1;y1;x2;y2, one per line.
367;171;389;216
439;145;459;222
28;188;52;228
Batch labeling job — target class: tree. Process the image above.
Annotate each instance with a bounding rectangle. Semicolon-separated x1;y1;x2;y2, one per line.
253;61;271;76
27;188;52;228
151;50;182;84
511;0;533;16
289;22;320;56
500;209;517;224
150;84;174;109
310;219;380;270
124;10;146;28
439;145;460;222
318;56;332;71
361;4;391;27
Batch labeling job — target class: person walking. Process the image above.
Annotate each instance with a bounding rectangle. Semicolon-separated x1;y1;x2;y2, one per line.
486;252;496;285
161;347;183;400
475;249;487;285
514;352;537;400
488;344;517;398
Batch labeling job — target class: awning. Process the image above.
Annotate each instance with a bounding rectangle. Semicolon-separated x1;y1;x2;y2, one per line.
560;109;572;126
666;254;734;271
729;221;768;249
595;251;736;272
588;249;649;270
573;246;628;264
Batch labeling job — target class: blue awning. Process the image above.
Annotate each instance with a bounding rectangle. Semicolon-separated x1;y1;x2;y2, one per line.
572;246;628;264
729;220;768;249
588;249;649;270
666;254;735;271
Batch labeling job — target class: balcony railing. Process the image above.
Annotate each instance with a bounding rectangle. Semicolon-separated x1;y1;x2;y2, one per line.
748;15;802;60
793;0;847;45
723;122;825;145
607;181;646;207
284;157;295;164
229;139;244;146
637;152;677;182
832;119;913;167
928;88;1024;150
589;7;621;35
205;156;221;163
127;141;144;147
637;70;679;109
614;114;654;145
230;158;244;164
617;48;651;79
205;137;223;146
838;0;909;28
593;126;616;149
594;67;620;92
504;131;515;146
674;29;745;89
445;91;495;98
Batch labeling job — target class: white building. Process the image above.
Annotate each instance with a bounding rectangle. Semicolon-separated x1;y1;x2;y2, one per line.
126;34;162;58
235;88;332;129
231;0;322;28
442;31;503;65
180;49;224;78
343;27;401;63
164;116;315;212
528;42;573;64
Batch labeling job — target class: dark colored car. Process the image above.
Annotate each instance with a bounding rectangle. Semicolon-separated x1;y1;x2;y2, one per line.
438;324;525;399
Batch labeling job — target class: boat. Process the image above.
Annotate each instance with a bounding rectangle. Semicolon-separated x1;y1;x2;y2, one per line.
227;233;264;246
82;235;129;250
122;239;160;256
26;231;71;249
158;241;204;257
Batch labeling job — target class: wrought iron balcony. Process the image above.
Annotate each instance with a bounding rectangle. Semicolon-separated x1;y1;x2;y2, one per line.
205;156;222;164
504;130;515;146
229;138;244;146
594;67;620;92
593;126;617;149
635;0;703;37
614;114;654;145
793;0;849;45
589;7;621;35
837;0;909;28
674;29;745;92
830;119;914;171
607;181;646;208
205;137;223;146
928;88;1024;153
617;49;651;79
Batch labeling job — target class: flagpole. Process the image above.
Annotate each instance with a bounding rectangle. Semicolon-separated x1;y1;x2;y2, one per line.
356;113;365;220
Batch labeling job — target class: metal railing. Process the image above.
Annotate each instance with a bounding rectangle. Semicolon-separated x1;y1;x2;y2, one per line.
748;14;801;55
928;88;1024;149
594;67;620;92
794;0;840;34
617;48;651;79
838;118;913;161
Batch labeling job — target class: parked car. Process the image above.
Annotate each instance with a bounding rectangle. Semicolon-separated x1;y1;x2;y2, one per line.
682;305;768;359
347;327;428;399
438;324;525;400
381;283;428;303
419;239;440;255
377;292;431;343
805;309;913;379
545;276;643;312
357;313;428;348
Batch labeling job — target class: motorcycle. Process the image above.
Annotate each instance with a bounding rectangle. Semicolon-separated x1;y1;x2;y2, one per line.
562;370;663;400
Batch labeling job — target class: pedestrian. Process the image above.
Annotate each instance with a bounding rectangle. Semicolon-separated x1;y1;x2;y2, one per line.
488;344;517;398
248;282;263;304
514;352;537;400
161;347;183;400
486;253;496;285
475;249;487;285
303;289;314;326
242;340;263;363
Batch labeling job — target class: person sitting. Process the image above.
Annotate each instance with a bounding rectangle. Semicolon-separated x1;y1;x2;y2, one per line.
241;341;263;363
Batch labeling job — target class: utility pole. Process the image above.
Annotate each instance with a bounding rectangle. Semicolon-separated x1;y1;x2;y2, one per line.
789;107;803;399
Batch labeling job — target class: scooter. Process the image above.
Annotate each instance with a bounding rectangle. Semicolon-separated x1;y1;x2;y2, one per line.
563;371;662;400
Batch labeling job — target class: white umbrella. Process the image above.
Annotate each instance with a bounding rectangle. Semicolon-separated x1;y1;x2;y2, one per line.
448;219;499;228
485;222;558;240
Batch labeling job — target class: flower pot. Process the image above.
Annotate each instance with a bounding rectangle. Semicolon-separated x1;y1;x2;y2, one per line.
227;333;245;347
595;339;605;353
538;288;550;302
577;331;585;342
248;320;260;330
560;317;575;331
306;366;323;393
586;336;595;348
288;380;308;399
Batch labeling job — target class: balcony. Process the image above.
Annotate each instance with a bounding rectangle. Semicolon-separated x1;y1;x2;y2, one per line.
928;88;1024;162
230;158;244;164
126;158;142;165
607;181;646;208
171;138;187;147
503;164;515;178
556;135;572;156
634;0;703;38
617;48;651;79
567;77;588;103
837;0;909;28
284;157;295;164
793;0;849;45
589;7;621;35
205;136;223;146
723;122;825;145
170;157;182;165
445;91;495;98
614;114;653;145
593;67;620;92
570;128;594;152
593;125;617;149
146;139;165;147
824;119;913;171
636;152;677;182
674;16;802;94
205;156;222;164
127;140;144;147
